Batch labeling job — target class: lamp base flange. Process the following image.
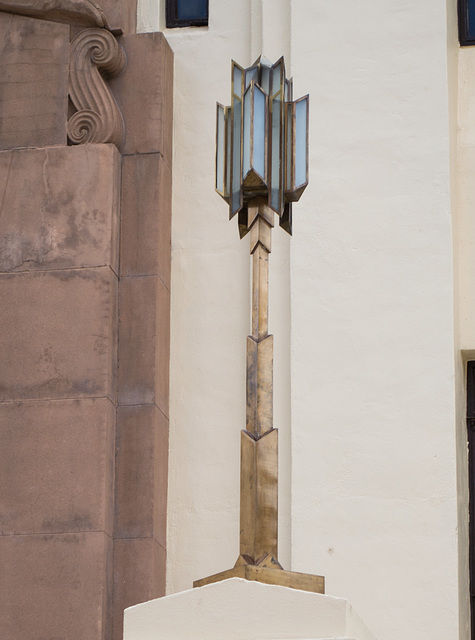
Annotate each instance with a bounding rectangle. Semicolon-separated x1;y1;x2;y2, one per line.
193;565;325;594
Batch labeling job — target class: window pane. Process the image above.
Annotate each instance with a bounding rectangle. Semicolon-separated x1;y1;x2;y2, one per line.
176;0;208;20
469;0;475;39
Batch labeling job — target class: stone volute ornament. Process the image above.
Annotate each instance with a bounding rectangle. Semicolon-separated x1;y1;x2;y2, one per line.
0;1;126;148
0;0;108;27
68;28;126;148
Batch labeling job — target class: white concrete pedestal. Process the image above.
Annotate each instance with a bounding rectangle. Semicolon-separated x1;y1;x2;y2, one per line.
124;578;377;640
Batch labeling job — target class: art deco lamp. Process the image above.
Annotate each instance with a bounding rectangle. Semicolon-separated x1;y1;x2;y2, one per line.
194;56;323;593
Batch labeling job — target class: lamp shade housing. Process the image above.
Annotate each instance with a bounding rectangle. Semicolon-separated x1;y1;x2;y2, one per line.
216;56;309;236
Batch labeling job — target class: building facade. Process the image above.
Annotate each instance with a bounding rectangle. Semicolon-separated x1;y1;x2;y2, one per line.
159;2;468;640
0;1;472;639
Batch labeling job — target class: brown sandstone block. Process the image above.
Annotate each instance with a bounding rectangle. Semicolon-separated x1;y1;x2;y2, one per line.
120;153;172;283
100;0;137;33
0;145;121;273
118;276;170;415
112;537;166;640
0;531;112;640
115;404;169;546
0;13;69;150
0;397;115;536
110;32;173;163
0;267;118;402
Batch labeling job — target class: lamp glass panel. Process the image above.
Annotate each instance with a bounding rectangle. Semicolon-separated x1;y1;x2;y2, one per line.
285;102;292;191
232;95;242;214
271;95;282;212
226;107;232;197
253;85;266;179
245;66;258;89
242;87;252;179
285;78;292;102
295;97;308;188
233;64;243;98
176;0;208;20
271;60;283;98
260;66;270;94
216;104;225;194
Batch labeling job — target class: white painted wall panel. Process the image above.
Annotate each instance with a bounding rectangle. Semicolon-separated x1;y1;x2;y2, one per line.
137;1;461;638
289;2;458;639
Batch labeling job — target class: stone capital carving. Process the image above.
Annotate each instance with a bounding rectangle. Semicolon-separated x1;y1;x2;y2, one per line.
68;28;126;148
0;0;107;27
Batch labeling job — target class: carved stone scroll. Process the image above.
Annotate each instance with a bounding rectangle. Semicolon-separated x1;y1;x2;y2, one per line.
68;28;126;148
0;0;107;27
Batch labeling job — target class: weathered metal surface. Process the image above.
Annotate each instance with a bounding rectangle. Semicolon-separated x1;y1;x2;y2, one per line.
194;565;325;594
241;199;277;565
246;336;273;437
239;429;278;562
195;199;325;594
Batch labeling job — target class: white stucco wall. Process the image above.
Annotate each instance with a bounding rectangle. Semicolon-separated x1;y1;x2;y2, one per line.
137;2;462;639
455;32;475;640
124;579;377;640
289;4;459;640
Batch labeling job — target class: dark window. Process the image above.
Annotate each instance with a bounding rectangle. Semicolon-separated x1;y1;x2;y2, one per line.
459;0;475;45
467;361;475;638
166;0;208;28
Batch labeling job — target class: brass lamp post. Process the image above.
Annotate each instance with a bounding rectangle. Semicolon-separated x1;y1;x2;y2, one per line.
194;57;324;594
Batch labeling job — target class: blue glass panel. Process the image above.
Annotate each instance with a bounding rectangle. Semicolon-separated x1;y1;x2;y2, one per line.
295;97;308;188
271;61;282;99
260;66;270;95
242;87;252;179
253;86;266;179
226;107;232;197
285;103;292;190
285;78;292;102
270;96;282;213
233;64;243;98
245;66;258;89
216;104;225;194
177;0;208;20
469;0;475;39
232;96;242;215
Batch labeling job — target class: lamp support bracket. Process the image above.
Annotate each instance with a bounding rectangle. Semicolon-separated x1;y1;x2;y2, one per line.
193;200;325;594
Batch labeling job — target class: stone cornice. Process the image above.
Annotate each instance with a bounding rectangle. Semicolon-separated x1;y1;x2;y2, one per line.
0;0;108;28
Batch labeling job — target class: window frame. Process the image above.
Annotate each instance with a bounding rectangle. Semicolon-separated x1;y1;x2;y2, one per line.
467;361;475;639
459;0;475;46
166;0;209;28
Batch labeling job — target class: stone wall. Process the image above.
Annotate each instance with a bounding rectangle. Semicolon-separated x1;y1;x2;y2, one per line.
0;7;172;640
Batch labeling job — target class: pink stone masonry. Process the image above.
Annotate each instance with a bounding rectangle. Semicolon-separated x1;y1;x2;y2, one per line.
0;12;173;639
